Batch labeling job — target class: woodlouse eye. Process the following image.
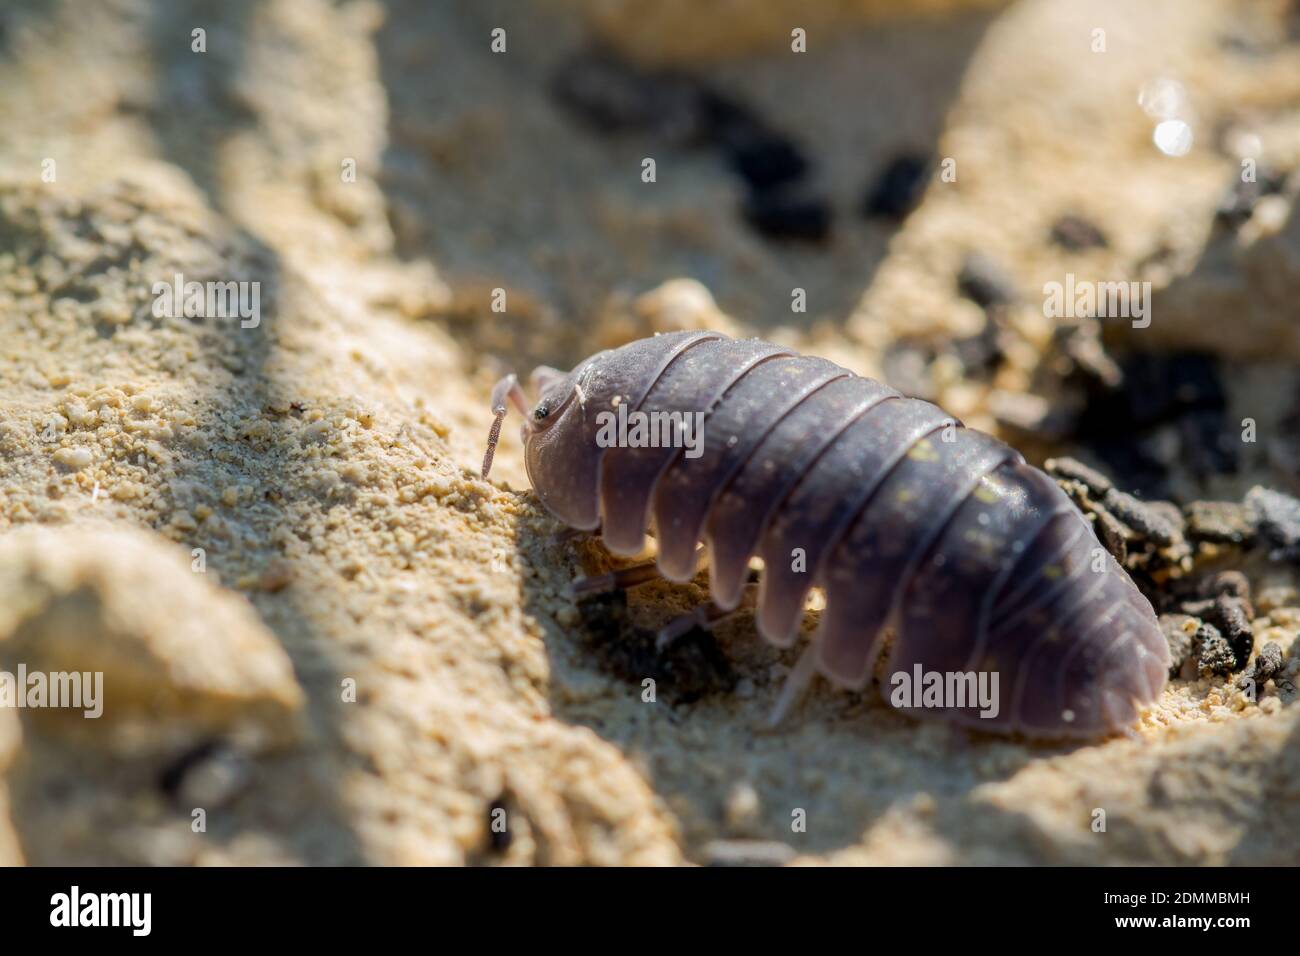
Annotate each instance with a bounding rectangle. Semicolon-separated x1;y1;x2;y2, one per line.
533;401;551;421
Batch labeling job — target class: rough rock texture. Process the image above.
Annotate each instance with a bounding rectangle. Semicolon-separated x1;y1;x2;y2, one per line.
0;526;303;735
0;0;1297;865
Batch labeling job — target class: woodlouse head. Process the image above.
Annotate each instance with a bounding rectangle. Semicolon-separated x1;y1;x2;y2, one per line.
482;352;610;532
520;355;610;529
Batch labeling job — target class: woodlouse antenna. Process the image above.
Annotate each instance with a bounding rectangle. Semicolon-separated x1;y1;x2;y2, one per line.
482;373;530;479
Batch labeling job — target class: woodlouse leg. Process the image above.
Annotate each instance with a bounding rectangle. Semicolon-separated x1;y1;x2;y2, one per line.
767;641;819;728
567;546;704;600
655;582;756;652
568;559;664;599
481;373;530;479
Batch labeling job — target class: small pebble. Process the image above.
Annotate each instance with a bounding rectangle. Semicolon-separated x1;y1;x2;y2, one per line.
1091;506;1130;564
1196;621;1237;677
1158;613;1198;677
1183;500;1255;545
1245;486;1300;563
724;781;761;832
52;446;93;470
1045;457;1113;498
1213;595;1255;669
1177;594;1254;669
1239;642;1284;692
1198;570;1252;604
1101;489;1182;548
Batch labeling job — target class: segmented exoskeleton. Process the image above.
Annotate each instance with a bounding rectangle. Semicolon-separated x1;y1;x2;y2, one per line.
483;331;1169;737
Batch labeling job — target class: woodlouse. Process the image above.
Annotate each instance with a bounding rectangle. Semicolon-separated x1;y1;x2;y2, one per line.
482;331;1170;737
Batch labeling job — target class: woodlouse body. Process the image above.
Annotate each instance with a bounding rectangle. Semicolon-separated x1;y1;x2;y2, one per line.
496;331;1169;737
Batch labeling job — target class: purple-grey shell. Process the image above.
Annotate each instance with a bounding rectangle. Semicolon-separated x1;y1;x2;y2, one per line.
523;331;1169;737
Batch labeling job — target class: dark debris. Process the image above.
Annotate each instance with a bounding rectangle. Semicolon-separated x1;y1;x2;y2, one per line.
552;48;830;242
951;312;1006;377
1102;490;1181;548
1045;456;1112;498
575;590;736;705
1211;595;1255;670
1238;641;1284;691
743;187;832;242
1195;620;1238;678
1199;569;1252;604
1214;166;1288;230
1245;486;1300;563
710;97;810;191
1046;457;1300;675
1073;351;1234;497
1111;353;1226;428
1049;214;1109;251
1158;578;1255;676
1047;457;1191;580
862;154;930;221
1183;501;1256;546
1158;613;1198;677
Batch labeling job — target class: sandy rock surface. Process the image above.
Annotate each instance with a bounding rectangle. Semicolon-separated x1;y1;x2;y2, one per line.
0;0;1297;865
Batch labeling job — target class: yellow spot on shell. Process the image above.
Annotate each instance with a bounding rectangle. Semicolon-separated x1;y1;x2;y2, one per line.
908;440;939;462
